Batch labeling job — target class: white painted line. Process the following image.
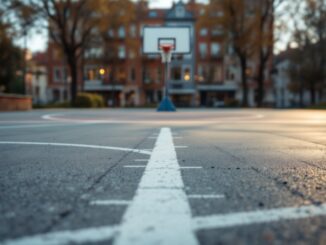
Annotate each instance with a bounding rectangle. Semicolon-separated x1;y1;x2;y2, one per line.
123;165;146;168
188;194;225;199
114;128;198;245
0;124;81;130
141;149;153;151
175;146;188;148
0;142;151;155
180;166;203;169
134;159;149;162
173;137;183;139
2;225;118;245
193;203;326;231
90;200;130;206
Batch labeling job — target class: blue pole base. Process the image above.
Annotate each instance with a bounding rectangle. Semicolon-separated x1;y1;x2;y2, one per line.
157;97;176;112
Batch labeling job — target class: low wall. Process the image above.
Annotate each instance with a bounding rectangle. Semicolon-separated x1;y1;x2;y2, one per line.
0;93;32;111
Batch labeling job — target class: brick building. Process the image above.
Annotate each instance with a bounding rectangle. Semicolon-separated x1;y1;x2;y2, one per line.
46;0;273;107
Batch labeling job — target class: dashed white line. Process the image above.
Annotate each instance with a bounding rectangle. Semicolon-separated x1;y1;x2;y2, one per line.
0;142;151;155
193;203;326;231
2;225;118;245
180;166;203;169
175;146;188;148
188;194;225;199
90;200;131;206
113;127;198;245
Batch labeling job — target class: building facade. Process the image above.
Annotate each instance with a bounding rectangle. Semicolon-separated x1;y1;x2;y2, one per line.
46;0;274;107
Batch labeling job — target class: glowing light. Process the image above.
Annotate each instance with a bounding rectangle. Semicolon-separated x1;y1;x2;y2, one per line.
184;74;191;81
99;68;106;75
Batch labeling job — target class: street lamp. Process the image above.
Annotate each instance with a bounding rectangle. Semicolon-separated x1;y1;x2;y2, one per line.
99;68;106;76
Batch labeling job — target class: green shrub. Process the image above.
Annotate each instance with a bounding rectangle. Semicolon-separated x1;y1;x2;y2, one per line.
92;94;105;108
74;93;96;108
74;93;105;108
224;98;239;107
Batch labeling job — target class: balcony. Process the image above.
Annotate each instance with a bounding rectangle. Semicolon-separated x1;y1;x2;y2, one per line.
84;80;124;91
168;82;196;94
197;81;237;91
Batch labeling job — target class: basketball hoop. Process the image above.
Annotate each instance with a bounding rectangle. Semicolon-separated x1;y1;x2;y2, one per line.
159;44;174;63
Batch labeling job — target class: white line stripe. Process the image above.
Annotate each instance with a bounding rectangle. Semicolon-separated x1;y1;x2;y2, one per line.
134;159;149;162
188;194;225;199
90;200;130;206
0;142;151;155
2;225;118;245
180;166;203;169
175;146;188;148
113;128;198;245
123;165;146;168
193;203;326;231
173;137;183;139
0;124;83;130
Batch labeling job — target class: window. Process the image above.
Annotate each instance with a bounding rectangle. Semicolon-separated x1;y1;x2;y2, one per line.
129;49;136;59
200;28;208;36
108;29;114;38
171;66;182;80
118;67;126;82
52;89;60;102
53;67;67;82
84;67;104;81
211;43;220;57
183;67;191;81
142;66;150;83
130;25;137;38
176;6;185;17
118;45;126;59
157;67;162;83
84;47;103;58
130;67;136;82
212;26;223;36
118;26;125;38
149;11;157;18
199;43;207;58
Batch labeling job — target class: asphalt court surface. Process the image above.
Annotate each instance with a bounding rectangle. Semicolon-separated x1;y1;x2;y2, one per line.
0;109;326;245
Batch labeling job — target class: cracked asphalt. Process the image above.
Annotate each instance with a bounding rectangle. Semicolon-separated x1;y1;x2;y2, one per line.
0;109;325;245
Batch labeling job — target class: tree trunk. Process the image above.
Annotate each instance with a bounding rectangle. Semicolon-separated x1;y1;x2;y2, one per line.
257;53;265;108
240;57;249;107
67;54;78;105
310;82;316;105
299;80;304;108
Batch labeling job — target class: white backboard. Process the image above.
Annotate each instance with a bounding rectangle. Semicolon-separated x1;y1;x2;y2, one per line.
143;26;191;54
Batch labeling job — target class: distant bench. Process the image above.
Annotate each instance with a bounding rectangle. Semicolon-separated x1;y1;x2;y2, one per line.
0;93;32;111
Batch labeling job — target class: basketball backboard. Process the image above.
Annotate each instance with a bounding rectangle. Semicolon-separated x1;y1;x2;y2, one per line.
143;26;191;54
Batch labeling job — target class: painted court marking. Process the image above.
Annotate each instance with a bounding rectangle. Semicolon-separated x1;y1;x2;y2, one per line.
188;194;225;199
193;203;326;231
90;200;130;206
175;145;188;149
180;166;203;169
0;142;151;155
3;127;326;245
113;127;198;245
2;225;119;245
134;159;148;162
